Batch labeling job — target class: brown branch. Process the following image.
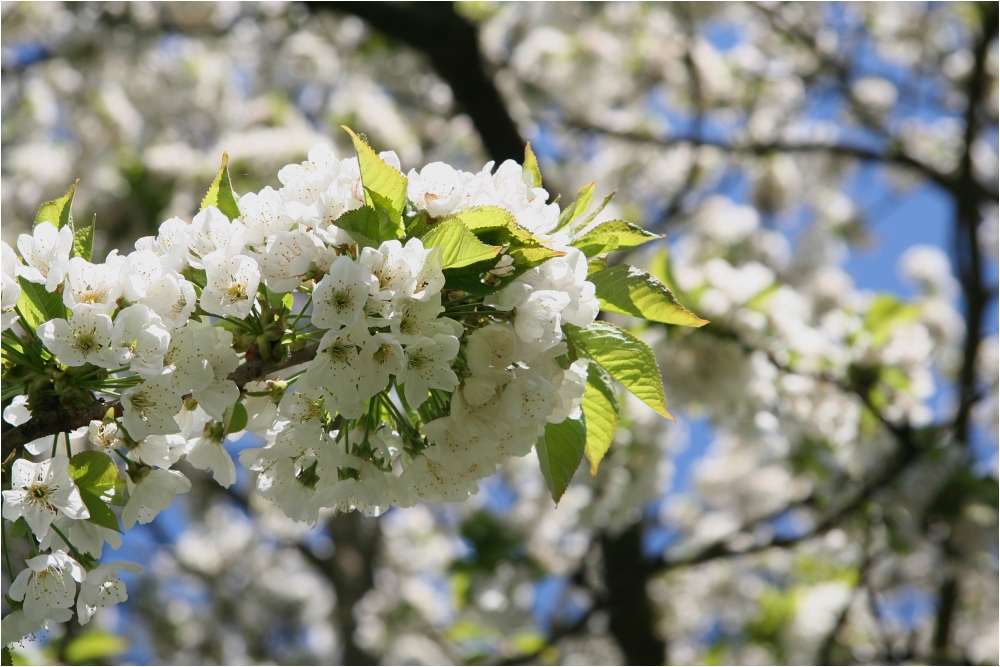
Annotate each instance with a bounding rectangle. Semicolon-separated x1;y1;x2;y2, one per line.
308;2;526;165
952;3;997;446
567;119;999;203
2;343;319;457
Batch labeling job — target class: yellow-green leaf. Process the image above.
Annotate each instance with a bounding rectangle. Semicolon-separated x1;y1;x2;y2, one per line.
72;214;96;262
591;265;708;327
446;206;517;233
421;219;501;269
63;630;128;664
523;142;542;188
69;450;126;506
558;182;595;229
567;321;672;419
35;181;77;231
571;220;661;258
582;362;619;475
200;152;242;221
343;126;407;227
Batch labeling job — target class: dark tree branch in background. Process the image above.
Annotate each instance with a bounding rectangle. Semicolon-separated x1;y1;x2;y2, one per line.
566;120;999;204
308;2;526;164
951;2;997;447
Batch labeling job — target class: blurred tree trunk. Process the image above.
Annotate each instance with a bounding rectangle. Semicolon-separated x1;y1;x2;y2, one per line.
327;512;381;665
601;523;667;665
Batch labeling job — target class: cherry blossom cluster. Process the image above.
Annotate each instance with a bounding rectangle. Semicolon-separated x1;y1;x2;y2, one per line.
2;132;704;644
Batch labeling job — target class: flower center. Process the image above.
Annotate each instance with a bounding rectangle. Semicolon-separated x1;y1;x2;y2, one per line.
330;289;353;313
225;283;247;303
74;331;98;353
29;483;52;500
373;343;393;366
327;342;352;364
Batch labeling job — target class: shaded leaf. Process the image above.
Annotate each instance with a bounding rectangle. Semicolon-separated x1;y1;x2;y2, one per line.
332;205;381;248
536;416;586;503
225;402;248;436
17;277;67;331
77;489;121;533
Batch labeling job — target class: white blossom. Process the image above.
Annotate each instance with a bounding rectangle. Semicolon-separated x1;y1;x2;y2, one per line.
37;305;116;368
8;551;86;622
122;468;192;530
16;222;73;291
200;251;261;319
76;561;143;625
2;456;90;539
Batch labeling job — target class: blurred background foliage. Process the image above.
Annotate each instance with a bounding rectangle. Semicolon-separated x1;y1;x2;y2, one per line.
1;2;997;665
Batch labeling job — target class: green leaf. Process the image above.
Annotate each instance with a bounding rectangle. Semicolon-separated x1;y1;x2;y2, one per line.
63;630;128;665
72;215;95;262
567;321;672;419
1;647;11;667
421;219;501;270
200;152;241;221
343;126;407;228
224;402;248;435
17;277;67;331
9;517;28;538
443;244;563;296
557;182;595;230
558;188;616;234
404;208;433;238
535;416;586;503
68;451;126;506
523;142;542;188
77;489;121;533
571;220;661;258
591;265;708;327
330;205;380;247
34;182;77;230
865;294;922;346
582;362;619;475
375;203;404;244
446;206;517;233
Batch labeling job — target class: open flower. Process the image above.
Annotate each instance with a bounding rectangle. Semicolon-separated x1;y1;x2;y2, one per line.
16;221;73;291
110;304;171;377
37;304;116;368
76;561;143;625
63;254;124;314
120;374;182;440
2;456;90;539
312;254;374;330
398;333;461;409
200;251;261;319
122;468;191;529
8;551;86;622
